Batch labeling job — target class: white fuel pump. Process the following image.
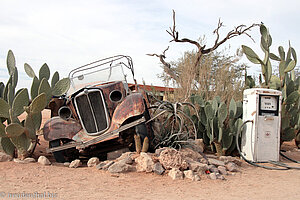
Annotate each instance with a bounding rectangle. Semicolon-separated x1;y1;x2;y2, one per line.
241;88;282;162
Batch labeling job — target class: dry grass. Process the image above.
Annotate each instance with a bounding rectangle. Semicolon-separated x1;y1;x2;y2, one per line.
162;49;245;103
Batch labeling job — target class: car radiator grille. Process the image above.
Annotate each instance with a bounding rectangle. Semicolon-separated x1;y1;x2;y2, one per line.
74;89;109;135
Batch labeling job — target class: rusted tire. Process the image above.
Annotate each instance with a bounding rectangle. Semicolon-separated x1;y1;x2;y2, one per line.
49;140;66;163
49;139;79;163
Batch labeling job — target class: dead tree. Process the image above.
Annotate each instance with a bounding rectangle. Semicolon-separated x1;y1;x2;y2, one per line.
147;46;180;83
148;10;259;85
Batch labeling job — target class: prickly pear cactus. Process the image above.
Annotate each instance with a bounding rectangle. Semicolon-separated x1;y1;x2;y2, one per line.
193;95;243;156
24;63;70;105
242;24;299;145
0;50;53;158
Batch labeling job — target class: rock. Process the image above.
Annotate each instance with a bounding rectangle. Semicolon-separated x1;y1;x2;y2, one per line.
64;162;70;167
116;152;134;161
194;139;205;153
219;156;243;166
135;152;154;173
24;157;36;163
87;157;100;167
155;147;169;156
0;152;12;162
200;158;209;164
117;154;133;165
179;148;203;162
208;165;219;173
209;172;217;180
206;154;218;159
208;158;225;166
38;156;51;165
101;161;115;170
188;161;209;173
158;148;188;170
69;159;81;168
216;173;226;180
153;162;165;175
217;166;228;175
96;162;107;170
194;174;201;181
107;148;129;160
13;158;35;164
183;170;195;180
168;168;184;180
108;161;135;173
225;162;239;172
13;158;25;163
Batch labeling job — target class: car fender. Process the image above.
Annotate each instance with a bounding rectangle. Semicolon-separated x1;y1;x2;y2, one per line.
43;117;82;141
111;93;146;126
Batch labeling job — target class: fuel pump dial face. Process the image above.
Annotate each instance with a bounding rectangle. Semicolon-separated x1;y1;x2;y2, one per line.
260;96;277;111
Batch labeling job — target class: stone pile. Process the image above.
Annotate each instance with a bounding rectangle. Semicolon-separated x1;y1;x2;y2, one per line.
0;147;242;181
95;147;242;181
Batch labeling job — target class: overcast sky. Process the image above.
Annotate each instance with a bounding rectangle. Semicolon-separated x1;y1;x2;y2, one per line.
0;0;299;89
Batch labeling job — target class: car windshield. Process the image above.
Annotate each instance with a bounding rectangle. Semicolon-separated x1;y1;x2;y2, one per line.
68;64;127;95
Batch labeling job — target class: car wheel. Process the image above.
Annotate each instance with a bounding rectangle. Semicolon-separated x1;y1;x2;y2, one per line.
49;139;66;163
49;139;79;163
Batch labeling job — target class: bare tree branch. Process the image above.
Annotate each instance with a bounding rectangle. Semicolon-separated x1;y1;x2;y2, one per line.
147;47;179;82
148;10;259;92
167;10;259;69
203;23;258;54
166;10;201;49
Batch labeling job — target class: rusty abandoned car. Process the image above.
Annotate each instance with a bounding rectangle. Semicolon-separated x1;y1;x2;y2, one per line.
43;55;153;162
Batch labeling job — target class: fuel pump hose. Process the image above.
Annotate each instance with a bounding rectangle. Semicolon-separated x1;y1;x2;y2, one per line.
236;120;300;170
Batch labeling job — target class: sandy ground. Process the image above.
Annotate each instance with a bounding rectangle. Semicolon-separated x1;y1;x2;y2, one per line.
0;110;300;200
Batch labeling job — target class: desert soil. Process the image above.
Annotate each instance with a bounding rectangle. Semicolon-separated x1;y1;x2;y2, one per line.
0;110;300;200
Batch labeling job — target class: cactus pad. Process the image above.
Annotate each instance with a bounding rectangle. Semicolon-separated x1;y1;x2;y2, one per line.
24;63;36;78
0;123;7;137
204;103;214;120
281;127;296;141
269;53;281;61
278;46;285;60
6;50;16;75
286;91;299;105
30;76;40;100
7;83;14;107
0;98;10;119
218;103;227;124
284;60;296;73
52;78;70;96
0;82;4;98
24;114;36;140
30;93;47;113
39;63;50;80
10;133;31;156
38;78;52;102
242;45;261;64
12;88;29;117
229;99;237;118
51;71;60;88
260;25;268;40
0;137;15;156
5;123;25;137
